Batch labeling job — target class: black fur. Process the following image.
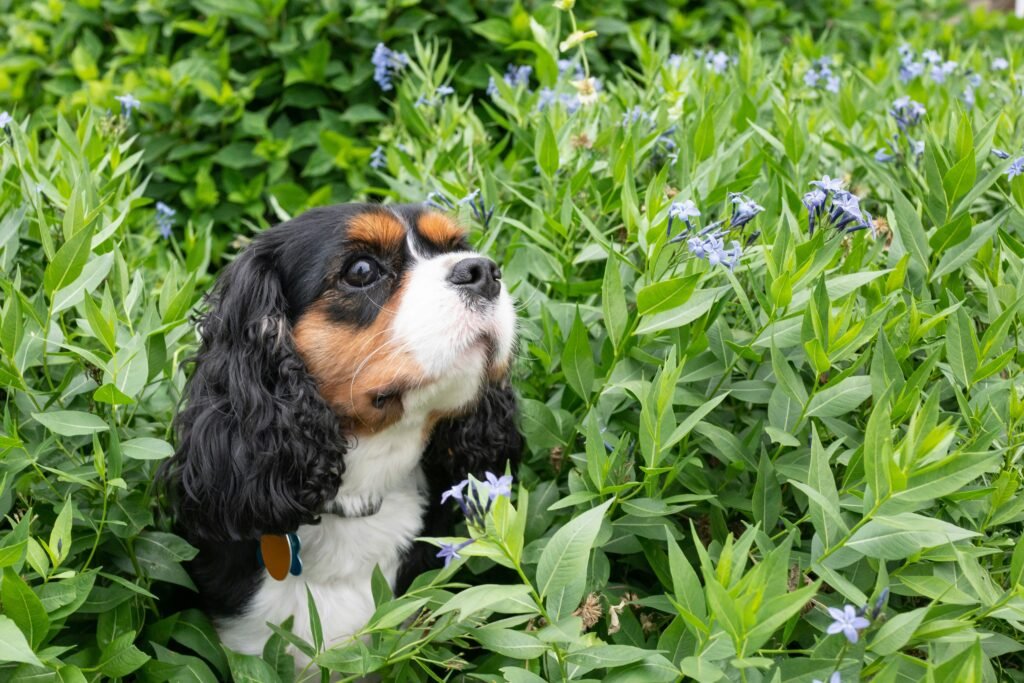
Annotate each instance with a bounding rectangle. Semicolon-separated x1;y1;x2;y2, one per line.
160;203;522;618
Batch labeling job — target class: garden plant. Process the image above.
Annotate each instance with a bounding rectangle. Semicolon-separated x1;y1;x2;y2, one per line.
1;0;1024;681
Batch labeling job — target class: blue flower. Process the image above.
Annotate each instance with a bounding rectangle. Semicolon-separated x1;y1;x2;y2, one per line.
825;75;841;93
961;86;975;109
484;472;514;500
436;539;476;568
910;138;925;158
1008;157;1024;180
685;231;742;270
922;49;943;65
899;61;924;82
370;146;386;170
992;57;1009;71
425;191;455;210
440;480;468;505
729;193;764;229
537;87;558;111
0;111;11;128
621;106;654;127
437;84;455;97
458;189;495;228
875;147;896;163
897;44;914;61
871;587;890;620
804;69;821;88
667;54;684;70
557;58;584;80
826;605;870;643
115;94;141;119
372;43;409;91
812;673;842;683
811;175;845;193
992;148;1011;160
706;51;732;73
667;199;700;236
930;60;957;84
155;201;175;238
889;96;926;130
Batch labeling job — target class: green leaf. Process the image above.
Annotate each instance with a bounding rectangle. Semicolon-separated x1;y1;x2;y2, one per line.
0;614;43;666
846;513;979;560
536;499;612;618
31;410;109;437
942;154;976;207
121;437;174;461
473;628;547;660
48;499;73;567
43;225;95;298
433;584;537;622
752;452;781;531
2;568;50;649
560;308;594;400
602;256;629;351
805;376;872;418
98;632;150;678
225;648;283;683
536;117;559;178
944;305;979;387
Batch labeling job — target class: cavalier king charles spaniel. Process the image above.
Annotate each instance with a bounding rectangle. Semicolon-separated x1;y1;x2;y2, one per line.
162;203;521;658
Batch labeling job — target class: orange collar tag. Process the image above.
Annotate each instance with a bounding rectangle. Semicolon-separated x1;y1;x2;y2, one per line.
259;533;301;581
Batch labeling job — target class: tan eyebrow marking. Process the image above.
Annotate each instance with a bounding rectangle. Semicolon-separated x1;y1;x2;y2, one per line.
347;211;406;250
417;211;466;248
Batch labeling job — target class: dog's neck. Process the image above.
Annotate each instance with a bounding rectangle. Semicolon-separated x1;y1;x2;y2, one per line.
330;413;431;513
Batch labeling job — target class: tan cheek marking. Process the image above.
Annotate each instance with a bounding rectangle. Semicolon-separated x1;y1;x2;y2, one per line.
418;212;466;248
347;212;406;251
293;279;428;436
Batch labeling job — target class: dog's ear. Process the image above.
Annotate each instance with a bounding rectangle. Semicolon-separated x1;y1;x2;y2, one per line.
424;379;522;488
161;241;345;542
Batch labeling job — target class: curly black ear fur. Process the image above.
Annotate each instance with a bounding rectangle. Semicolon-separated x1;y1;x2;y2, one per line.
395;379;522;592
161;239;345;543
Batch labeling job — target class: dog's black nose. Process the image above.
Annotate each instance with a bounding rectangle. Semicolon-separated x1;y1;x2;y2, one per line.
448;257;501;301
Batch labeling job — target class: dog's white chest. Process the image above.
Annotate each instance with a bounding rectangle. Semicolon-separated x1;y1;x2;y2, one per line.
216;421;431;657
216;485;425;656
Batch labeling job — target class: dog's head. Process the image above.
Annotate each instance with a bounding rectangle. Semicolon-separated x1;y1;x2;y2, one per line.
164;204;518;541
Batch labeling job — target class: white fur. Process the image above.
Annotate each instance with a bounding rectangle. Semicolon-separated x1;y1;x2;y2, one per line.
216;245;515;663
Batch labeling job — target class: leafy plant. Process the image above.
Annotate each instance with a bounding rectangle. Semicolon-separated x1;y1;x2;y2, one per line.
2;2;1024;682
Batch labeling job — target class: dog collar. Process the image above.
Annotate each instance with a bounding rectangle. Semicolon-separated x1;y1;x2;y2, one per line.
257;495;384;581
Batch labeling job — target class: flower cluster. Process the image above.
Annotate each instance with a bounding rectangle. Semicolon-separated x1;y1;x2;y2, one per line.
487;64;533;98
804;57;840;93
694;48;735;74
369;145;386;170
415;84;455;108
621;105;655;128
802;176;873;236
371;43;409;91
458;189;496;228
1008;157;1024;181
436;472;514;567
898;45;957;84
876;96;927;164
115;94;141;119
665;193;762;270
155;202;175;239
426;189;495;228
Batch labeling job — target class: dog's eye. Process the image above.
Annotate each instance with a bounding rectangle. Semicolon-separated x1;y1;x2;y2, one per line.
342;258;382;287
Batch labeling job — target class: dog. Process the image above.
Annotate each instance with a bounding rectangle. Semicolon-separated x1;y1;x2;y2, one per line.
161;203;522;658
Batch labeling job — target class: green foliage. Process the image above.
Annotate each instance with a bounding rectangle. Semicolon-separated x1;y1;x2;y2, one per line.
3;1;1024;682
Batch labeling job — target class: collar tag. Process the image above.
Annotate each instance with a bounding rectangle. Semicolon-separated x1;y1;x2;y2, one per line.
258;532;302;580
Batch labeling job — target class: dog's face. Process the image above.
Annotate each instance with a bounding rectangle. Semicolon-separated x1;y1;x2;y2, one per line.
291;207;516;434
165;203;521;542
